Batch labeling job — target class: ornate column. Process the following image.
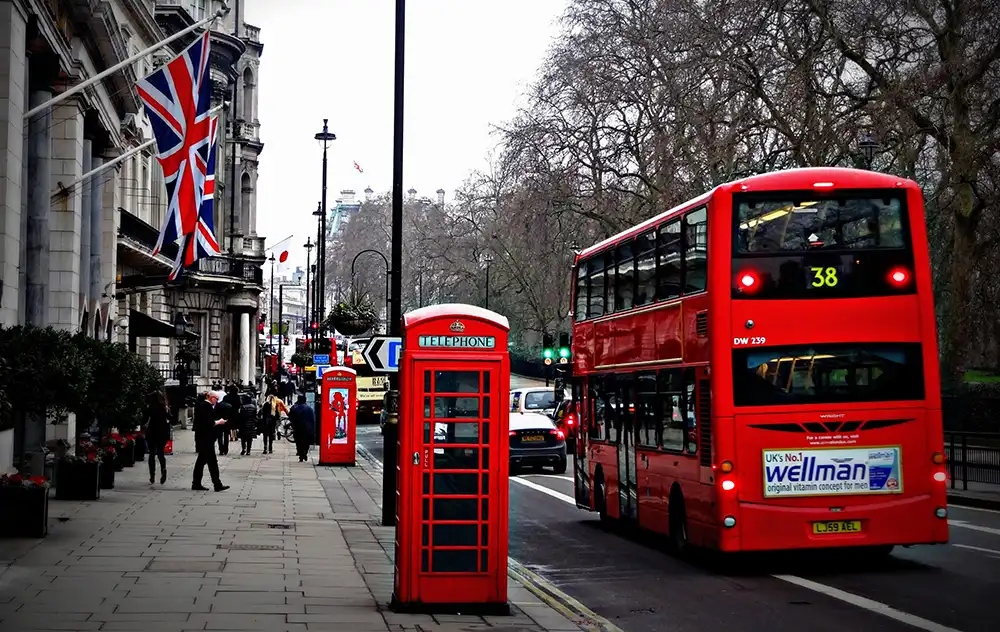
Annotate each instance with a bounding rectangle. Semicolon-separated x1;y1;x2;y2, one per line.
79;139;92;330
89;153;104;337
24;88;51;327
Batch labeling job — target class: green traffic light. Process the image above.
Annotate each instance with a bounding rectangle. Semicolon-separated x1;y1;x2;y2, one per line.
559;347;570;358
543;348;553;359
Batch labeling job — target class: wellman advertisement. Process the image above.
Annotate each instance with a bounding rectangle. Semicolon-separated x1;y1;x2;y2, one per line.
763;446;903;498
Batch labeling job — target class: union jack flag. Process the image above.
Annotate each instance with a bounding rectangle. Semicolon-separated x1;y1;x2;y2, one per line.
135;31;217;279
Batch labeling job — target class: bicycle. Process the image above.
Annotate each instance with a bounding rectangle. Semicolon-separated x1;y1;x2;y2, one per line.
278;417;295;442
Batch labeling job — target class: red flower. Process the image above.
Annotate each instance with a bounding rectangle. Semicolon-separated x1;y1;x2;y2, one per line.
86;453;97;462
29;476;47;486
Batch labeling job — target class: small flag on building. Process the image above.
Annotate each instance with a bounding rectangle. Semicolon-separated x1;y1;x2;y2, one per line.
353;161;363;173
136;31;217;280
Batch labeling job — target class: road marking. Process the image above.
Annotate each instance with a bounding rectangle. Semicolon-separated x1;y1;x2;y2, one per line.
508;558;625;632
526;474;575;482
773;575;963;632
511;477;577;505
952;543;1000;557
949;519;1000;536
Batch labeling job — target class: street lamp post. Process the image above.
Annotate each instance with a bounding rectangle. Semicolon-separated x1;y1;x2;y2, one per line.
315;121;337;338
304;237;314;338
351;249;390;334
383;0;406;527
268;253;276;353
484;252;493;311
312;201;323;335
860;131;880;170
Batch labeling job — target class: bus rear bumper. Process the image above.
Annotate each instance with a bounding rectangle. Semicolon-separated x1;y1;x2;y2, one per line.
721;494;949;552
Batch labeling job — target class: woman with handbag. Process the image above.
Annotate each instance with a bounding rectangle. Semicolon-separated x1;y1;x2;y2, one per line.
260;394;288;455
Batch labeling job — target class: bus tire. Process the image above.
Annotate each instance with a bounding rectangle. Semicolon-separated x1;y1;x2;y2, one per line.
669;490;689;555
595;472;611;524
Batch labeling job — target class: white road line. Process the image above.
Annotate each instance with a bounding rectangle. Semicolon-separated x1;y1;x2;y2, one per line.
949;520;1000;536
952;543;1000;557
773;575;963;632
949;503;1000;515
526;474;575;482
511;477;578;505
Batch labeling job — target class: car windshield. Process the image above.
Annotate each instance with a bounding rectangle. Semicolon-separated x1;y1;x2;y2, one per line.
524;391;556;410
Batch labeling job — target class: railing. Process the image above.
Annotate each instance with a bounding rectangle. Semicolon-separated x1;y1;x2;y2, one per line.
244;23;260;43
234;120;258;142
945;431;1000;489
243;236;266;257
190;255;264;285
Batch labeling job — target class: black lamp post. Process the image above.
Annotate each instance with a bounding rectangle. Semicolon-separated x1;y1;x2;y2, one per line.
268;253;276;352
483;252;493;310
312;201;323;335
315;121;337;338
304;237;314;337
860;131;880;170
351;249;390;334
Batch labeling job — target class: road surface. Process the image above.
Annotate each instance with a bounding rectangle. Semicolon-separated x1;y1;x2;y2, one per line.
358;426;999;632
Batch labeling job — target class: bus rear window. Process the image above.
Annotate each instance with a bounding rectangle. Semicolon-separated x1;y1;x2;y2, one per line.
733;343;924;407
735;195;905;254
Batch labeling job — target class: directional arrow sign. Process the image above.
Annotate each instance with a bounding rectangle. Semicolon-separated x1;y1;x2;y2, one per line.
363;336;402;373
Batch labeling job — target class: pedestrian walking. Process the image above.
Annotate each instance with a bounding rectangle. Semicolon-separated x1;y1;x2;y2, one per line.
280;378;295;405
239;393;258;455
260;393;288;455
192;391;230;492
220;385;240;455
144;390;171;485
288;395;315;462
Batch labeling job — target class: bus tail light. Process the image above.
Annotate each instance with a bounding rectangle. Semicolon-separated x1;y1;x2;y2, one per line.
888;267;910;286
721;479;736;491
737;270;761;294
931;452;945;465
565;414;576;427
933;471;947;483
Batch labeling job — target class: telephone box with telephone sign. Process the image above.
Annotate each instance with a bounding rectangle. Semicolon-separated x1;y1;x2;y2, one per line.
391;304;511;614
319;367;357;465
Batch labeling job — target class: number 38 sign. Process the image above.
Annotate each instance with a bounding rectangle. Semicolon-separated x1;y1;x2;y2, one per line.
809;266;839;288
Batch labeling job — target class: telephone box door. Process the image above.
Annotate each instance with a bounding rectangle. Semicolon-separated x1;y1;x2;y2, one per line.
320;367;357;465
407;362;505;604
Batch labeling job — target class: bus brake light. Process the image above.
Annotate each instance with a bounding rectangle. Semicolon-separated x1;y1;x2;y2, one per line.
721;479;736;491
889;267;910;286
738;271;761;293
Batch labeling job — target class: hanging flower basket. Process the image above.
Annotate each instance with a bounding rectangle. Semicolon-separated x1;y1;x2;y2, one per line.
325;297;379;337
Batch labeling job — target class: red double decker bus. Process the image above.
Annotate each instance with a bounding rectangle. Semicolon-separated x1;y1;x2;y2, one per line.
570;167;949;553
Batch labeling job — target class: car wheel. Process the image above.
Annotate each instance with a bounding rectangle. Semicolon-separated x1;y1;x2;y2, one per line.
553;458;567;475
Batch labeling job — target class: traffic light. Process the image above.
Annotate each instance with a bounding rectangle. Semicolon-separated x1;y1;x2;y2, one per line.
542;332;554;364
558;332;570;363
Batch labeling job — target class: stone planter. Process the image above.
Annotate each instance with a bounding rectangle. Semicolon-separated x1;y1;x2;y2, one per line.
0;485;49;538
55;460;101;501
99;461;116;489
121;443;135;467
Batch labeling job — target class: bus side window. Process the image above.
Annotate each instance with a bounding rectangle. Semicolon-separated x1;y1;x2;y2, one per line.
588;389;605;440
658;369;685;451
575;264;588;322
636;372;658;448
684;207;708;293
657;221;682;300
683;369;698;455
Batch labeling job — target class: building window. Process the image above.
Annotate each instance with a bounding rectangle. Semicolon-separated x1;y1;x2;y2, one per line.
242;68;254;120
186;0;207;21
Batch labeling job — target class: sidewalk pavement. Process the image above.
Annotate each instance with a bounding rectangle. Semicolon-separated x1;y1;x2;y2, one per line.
948;481;1000;510
0;430;588;632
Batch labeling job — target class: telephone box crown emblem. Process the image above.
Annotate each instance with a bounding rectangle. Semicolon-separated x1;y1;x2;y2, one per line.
450;320;465;333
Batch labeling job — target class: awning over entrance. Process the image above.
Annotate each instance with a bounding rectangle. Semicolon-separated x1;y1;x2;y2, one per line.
128;309;199;353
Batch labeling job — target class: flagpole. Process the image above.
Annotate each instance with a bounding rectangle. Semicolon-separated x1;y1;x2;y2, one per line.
51;104;226;198
23;2;231;121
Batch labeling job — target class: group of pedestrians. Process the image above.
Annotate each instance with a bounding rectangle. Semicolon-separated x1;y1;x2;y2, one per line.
139;376;317;493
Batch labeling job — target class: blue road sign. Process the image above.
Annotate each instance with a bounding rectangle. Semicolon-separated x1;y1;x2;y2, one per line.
313;354;330;365
363;337;402;372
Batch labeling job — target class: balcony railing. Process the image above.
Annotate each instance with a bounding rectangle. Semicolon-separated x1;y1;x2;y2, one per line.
243;236;266;257
244;23;261;43
190;255;264;285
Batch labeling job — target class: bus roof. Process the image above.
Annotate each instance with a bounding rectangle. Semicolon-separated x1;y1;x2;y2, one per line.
575;167;918;262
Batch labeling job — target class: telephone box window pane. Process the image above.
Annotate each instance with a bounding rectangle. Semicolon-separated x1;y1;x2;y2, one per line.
482;422;490;441
432;447;479;470
484;371;491;393
480;549;488;572
421;549;429;572
432;473;478;495
422;524;429;546
481;499;489;520
483;398;491;419
422;498;430;520
480;524;489;546
433;421;480;444
422;473;430;494
423;397;431;418
481;473;489;493
433;397;479;418
432;524;478;546
431;549;478;573
423;422;431;444
432;498;478;521
483;448;490;469
424;371;432;391
435;371;479;393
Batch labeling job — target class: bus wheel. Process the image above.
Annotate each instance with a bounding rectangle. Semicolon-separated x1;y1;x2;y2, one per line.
669;493;689;554
595;477;611;524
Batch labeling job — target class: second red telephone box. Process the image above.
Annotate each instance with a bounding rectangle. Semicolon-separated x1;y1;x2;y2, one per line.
391;304;511;614
319;367;357;465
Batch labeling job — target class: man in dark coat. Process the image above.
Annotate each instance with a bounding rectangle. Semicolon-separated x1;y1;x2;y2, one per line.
220;385;240;455
288;395;315;462
192;391;230;492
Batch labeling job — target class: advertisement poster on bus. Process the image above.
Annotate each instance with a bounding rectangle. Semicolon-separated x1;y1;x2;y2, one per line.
762;446;902;498
328;388;350;444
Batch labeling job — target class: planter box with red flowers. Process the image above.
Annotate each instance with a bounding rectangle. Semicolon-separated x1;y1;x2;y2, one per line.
80;440;116;489
0;474;50;538
55;454;101;501
104;435;127;470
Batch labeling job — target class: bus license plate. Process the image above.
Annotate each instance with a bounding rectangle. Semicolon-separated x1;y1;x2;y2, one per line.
812;520;862;534
521;434;544;443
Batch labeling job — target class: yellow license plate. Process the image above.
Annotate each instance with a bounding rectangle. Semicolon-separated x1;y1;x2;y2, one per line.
812;520;862;534
522;435;544;443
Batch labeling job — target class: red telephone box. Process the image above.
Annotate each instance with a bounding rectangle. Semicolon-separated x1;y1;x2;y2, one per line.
392;304;511;614
319;367;357;466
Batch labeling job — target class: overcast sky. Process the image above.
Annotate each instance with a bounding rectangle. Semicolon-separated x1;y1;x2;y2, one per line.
245;0;568;270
